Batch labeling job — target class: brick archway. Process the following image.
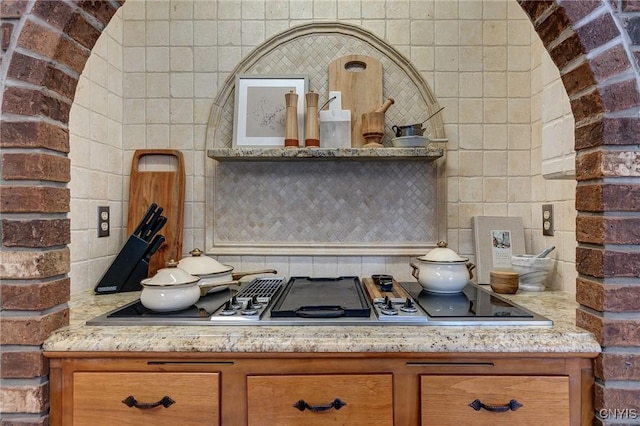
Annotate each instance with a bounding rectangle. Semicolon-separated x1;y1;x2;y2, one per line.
1;0;638;423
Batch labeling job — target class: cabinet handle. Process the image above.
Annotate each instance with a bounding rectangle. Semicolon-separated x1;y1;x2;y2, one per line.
293;398;347;412
468;398;522;413
122;395;175;409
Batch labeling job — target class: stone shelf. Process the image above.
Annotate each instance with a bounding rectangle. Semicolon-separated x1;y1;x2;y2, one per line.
207;147;444;162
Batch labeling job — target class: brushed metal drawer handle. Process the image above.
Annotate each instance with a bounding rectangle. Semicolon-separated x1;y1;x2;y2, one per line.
468;398;522;413
293;398;347;412
122;395;175;409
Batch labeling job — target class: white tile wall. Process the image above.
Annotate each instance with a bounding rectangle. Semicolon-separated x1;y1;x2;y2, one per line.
69;9;124;295
69;0;577;294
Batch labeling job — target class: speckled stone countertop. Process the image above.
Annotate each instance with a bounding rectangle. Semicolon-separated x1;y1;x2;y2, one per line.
43;286;600;355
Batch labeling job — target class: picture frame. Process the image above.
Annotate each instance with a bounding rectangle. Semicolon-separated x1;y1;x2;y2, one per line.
471;216;526;284
232;74;308;148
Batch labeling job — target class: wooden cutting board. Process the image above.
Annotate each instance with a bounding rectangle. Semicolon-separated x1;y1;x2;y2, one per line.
328;55;383;147
127;149;185;276
362;277;411;301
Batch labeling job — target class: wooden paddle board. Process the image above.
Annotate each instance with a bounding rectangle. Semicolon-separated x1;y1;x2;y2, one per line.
328;55;383;147
362;277;411;301
127;149;185;276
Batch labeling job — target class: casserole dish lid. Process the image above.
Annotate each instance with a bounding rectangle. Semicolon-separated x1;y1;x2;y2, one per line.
141;260;199;286
177;248;233;275
418;241;468;263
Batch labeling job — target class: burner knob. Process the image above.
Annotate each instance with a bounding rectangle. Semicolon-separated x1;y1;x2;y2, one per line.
400;297;418;313
230;295;242;310
251;295;263;309
380;298;398;316
220;300;237;316
241;298;259;316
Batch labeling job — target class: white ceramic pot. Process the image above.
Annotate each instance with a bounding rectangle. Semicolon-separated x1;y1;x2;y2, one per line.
410;241;476;294
140;260;201;312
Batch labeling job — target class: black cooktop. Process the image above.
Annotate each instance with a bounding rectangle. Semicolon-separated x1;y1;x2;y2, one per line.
106;288;235;319
401;281;538;318
88;277;552;326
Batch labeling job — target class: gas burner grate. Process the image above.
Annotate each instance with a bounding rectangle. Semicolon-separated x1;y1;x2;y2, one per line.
209;277;285;322
236;277;284;301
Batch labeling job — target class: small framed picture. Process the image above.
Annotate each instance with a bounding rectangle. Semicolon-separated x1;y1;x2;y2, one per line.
232;74;308;148
472;216;526;284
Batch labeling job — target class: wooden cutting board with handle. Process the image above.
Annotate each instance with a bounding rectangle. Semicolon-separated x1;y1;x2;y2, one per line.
362;277;411;301
127;149;185;276
328;55;383;148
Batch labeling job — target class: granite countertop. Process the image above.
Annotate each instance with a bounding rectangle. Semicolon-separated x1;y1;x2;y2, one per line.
207;146;444;162
43;286;600;355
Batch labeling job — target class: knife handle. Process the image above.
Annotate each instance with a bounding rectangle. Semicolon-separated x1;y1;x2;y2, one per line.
143;216;167;241
141;207;163;237
144;235;165;260
133;203;157;236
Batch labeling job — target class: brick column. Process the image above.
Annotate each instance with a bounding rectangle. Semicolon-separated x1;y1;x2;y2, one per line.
0;1;121;423
520;1;640;424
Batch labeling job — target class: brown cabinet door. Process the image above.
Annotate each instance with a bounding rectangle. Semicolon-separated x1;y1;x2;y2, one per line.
247;374;393;426
73;372;219;426
421;375;570;426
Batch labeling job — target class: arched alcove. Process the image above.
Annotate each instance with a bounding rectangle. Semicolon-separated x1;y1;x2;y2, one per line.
204;22;447;255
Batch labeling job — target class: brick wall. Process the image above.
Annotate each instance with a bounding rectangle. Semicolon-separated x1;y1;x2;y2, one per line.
0;0;639;423
0;1;122;423
518;0;640;424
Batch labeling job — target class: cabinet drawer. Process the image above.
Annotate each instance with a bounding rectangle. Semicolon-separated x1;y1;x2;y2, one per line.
421;375;569;426
73;372;219;426
247;374;392;426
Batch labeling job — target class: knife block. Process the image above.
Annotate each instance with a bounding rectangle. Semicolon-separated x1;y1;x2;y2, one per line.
94;235;149;294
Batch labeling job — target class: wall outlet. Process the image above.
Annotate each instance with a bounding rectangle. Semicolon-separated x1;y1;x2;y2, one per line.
98;206;110;237
542;204;554;236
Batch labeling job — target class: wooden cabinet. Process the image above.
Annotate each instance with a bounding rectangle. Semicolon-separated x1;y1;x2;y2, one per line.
72;372;219;426
247;374;393;425
421;375;570;425
46;352;594;425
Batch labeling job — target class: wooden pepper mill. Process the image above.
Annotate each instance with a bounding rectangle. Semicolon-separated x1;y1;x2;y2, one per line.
284;90;299;148
304;90;320;147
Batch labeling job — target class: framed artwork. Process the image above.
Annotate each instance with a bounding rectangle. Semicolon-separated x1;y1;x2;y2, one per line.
232;74;308;148
472;216;526;284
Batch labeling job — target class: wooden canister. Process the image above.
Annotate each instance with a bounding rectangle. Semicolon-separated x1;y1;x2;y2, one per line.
284;91;299;148
361;111;384;134
490;270;519;294
304;90;320;147
361;111;384;148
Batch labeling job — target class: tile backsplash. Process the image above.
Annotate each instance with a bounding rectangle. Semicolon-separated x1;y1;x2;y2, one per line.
69;0;577;295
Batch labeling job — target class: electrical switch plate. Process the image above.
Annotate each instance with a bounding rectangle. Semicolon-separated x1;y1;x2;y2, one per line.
98;206;110;237
542;204;554;236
